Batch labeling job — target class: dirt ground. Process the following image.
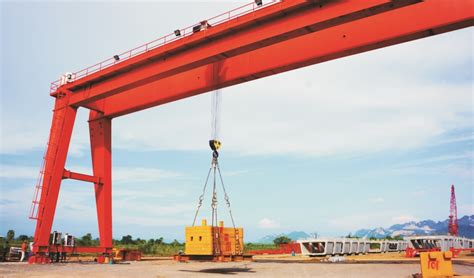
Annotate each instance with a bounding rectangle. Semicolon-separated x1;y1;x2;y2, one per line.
0;259;473;278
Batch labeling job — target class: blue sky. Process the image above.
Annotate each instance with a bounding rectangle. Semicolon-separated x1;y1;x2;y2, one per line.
1;1;473;242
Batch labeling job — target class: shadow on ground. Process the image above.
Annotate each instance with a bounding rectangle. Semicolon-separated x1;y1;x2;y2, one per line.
180;267;255;275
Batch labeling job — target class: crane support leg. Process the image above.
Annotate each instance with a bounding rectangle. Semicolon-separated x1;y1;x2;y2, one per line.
89;111;113;250
30;99;77;263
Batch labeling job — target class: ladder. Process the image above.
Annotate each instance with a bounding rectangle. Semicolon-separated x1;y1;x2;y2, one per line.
29;104;66;221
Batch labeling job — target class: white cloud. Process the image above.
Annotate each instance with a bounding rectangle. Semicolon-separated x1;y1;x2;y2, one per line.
391;215;418;224
433;133;474;145
0;164;181;183
369;197;385;203
402;152;474;166
114;215;190;227
393;163;473;180
411;190;426;197
258;218;280;229
0;108;91;157
113;167;181;183
113;187;188;200
221;169;249;177
0;165;38;179
327;211;421;231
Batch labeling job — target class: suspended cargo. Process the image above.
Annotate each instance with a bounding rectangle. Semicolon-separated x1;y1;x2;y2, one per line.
185;219;244;256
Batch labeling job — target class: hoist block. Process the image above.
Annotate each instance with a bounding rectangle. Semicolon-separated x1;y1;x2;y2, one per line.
209;140;221;152
185;219;243;256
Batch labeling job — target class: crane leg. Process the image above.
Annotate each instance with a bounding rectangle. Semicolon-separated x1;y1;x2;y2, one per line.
30;100;77;263
89;111;113;250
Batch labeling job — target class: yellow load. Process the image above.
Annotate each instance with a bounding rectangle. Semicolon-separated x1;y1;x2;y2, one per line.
185;219;243;256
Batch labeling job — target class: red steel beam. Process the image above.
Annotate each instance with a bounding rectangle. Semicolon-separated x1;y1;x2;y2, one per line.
63;0;420;110
88;0;473;119
48;246;113;254
55;0;310;94
62;169;102;184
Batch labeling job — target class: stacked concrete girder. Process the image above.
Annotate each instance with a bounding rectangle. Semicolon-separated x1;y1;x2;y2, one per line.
406;235;474;252
297;238;408;256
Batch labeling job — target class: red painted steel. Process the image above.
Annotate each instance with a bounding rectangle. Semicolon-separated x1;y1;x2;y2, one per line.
29;0;474;263
32;99;77;255
247;243;301;255
448;185;458;236
89;111;113;249
62;169;102;184
405;247;441;258
49;0;281;93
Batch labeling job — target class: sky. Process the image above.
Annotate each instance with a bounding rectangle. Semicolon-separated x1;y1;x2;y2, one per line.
0;1;473;242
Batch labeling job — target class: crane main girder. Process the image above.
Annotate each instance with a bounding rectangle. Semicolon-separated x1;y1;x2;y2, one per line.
59;0;473;118
29;0;473;263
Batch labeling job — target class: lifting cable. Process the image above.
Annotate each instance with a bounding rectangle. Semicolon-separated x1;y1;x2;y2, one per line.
191;89;242;255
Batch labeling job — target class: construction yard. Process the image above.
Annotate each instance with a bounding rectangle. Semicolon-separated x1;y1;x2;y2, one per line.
1;253;474;277
1;0;473;277
1;254;474;278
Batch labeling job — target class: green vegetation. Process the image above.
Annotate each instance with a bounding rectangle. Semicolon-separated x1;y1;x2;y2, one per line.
72;234;184;256
6;230;15;242
368;235;405;249
273;236;292;245
1;230;292;257
368;235;405;241
244;243;277;251
346;233;360;239
0;231;33;248
1;230;184;256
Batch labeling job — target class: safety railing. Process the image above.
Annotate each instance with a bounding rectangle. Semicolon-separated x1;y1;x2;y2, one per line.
50;0;280;94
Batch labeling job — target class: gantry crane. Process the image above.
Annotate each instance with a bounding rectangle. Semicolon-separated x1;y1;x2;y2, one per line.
28;0;473;263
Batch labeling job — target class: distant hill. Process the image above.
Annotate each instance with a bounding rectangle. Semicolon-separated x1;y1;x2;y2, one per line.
258;231;310;243
354;215;474;239
257;215;473;243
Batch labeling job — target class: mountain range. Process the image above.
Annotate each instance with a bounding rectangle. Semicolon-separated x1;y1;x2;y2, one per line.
258;231;310;243
257;215;474;243
353;215;474;239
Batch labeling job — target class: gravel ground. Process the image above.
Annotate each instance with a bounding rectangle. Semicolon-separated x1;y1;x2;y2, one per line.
0;260;473;278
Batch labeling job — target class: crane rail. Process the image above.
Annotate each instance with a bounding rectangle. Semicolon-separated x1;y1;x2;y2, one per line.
49;0;280;94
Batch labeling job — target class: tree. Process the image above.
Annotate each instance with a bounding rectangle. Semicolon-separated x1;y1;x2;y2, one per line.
6;230;15;242
121;235;133;245
18;235;29;241
171;239;181;246
273;236;291;245
155;237;164;245
81;233;93;246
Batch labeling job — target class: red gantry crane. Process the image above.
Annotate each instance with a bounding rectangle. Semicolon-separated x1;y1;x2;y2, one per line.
28;0;473;263
448;185;458;236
